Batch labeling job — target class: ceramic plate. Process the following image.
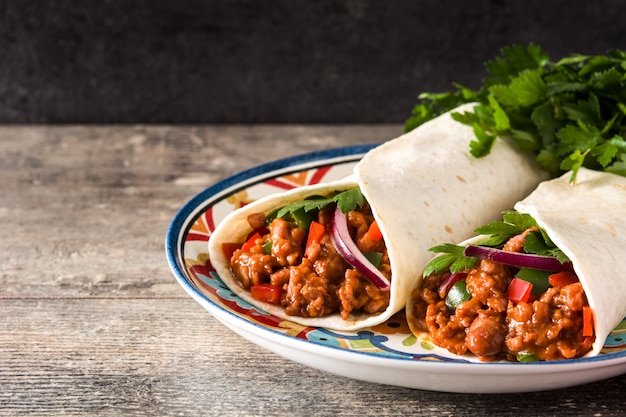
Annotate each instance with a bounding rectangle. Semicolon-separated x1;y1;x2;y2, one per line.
166;145;626;394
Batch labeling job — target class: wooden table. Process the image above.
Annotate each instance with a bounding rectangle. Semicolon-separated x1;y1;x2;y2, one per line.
2;125;625;416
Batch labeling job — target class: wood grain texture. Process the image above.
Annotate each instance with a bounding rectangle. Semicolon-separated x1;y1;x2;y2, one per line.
2;299;626;417
0;125;397;299
1;125;625;416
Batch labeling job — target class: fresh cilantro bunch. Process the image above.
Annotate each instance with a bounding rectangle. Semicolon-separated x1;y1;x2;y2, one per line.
405;44;626;182
422;210;569;276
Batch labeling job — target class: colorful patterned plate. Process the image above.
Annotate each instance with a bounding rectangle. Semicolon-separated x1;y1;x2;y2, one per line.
166;145;626;393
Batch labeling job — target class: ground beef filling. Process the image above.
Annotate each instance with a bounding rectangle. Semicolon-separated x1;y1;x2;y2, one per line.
409;234;593;362
230;205;391;320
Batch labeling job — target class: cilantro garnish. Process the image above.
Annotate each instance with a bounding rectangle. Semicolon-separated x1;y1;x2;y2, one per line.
275;187;365;219
422;244;478;277
422;210;570;277
404;44;626;182
472;210;539;247
522;231;570;264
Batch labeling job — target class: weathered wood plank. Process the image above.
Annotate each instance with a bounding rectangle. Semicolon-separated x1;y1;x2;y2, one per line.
0;125;400;299
1;299;625;417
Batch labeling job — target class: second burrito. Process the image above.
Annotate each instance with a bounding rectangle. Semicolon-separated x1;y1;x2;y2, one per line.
407;168;626;361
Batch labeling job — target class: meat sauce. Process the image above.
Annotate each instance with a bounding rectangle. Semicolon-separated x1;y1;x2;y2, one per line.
409;231;594;362
229;203;391;320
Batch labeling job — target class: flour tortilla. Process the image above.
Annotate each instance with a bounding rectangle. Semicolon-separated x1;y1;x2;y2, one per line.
514;168;626;355
208;104;547;330
406;167;626;357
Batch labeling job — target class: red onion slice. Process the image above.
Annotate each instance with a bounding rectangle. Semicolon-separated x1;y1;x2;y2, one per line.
330;207;391;291
439;271;468;296
463;245;574;273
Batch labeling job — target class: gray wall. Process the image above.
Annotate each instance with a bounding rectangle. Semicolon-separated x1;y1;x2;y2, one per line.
1;0;624;124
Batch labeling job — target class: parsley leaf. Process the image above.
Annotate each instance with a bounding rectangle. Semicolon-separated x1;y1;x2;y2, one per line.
404;44;626;181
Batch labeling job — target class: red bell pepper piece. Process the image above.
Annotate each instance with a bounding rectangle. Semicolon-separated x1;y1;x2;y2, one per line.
366;220;383;242
507;278;533;303
304;221;325;257
548;271;579;287
241;232;261;252
250;284;283;304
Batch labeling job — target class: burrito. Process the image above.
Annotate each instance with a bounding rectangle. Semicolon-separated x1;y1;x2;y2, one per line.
407;168;626;361
208;104;547;330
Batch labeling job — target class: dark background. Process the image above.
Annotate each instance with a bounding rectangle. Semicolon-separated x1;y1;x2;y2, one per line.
1;0;624;124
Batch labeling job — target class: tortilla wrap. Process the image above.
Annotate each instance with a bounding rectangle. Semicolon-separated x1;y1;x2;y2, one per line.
406;167;626;358
514;167;626;355
208;104;547;330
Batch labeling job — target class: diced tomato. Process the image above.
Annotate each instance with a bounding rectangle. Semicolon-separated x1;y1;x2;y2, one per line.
304;221;325;257
507;278;533;303
366;220;383;242
583;306;594;337
548;271;579;287
241;232;262;252
221;242;242;260
250;284;283;304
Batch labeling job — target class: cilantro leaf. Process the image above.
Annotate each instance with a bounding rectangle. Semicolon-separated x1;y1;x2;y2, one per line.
424;211;569;277
509;69;547;107
333;187;364;213
531;101;559;147
469;125;496;158
488;85;518;108
559;149;590;183
484;43;549;86
275;187;364;220
545;81;588;95
536;147;562;174
489;95;511;131
404;44;626;181
555;124;600;153
592;140;620;167
404;102;438;133
472;210;538;247
404;91;467;133
422;244;478;277
606;153;626;176
425;210;540;276
523;231;570;263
